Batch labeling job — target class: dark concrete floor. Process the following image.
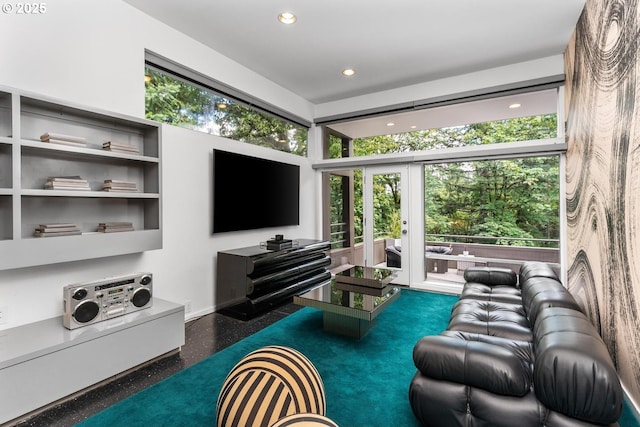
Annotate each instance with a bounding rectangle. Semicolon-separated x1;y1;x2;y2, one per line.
11;302;303;427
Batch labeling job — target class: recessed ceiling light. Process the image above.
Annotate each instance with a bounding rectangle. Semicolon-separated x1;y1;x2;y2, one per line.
342;68;356;77
386;122;395;127
410;125;417;129
278;12;296;24
509;103;521;109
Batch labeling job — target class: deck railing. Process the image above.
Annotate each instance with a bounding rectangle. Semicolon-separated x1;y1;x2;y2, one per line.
329;232;560;275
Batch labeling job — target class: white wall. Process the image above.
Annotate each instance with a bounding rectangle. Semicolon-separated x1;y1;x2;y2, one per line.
0;0;317;328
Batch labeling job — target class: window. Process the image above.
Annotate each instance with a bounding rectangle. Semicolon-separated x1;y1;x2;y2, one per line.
350;114;558;157
425;157;560;247
326;131;350;159
144;65;308;156
323;108;563;279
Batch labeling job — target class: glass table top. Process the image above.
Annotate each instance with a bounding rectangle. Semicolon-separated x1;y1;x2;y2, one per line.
294;278;400;320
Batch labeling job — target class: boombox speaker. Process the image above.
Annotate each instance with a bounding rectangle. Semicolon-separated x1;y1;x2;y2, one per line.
63;272;153;330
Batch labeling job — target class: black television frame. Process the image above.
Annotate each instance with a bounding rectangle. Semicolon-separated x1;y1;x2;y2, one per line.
212;149;300;234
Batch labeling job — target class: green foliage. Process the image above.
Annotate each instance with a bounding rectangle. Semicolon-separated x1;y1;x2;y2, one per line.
350;115;559;247
144;69;213;127
144;68;307;156
218;103;307;155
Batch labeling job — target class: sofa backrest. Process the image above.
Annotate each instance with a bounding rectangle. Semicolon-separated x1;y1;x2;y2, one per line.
463;267;518;287
532;307;623;424
519;261;560;283
519;262;583;325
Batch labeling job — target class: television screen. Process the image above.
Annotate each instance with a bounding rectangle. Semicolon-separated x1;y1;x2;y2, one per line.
212;149;300;233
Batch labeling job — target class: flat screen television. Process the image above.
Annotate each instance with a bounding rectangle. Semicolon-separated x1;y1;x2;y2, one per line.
212;149;300;233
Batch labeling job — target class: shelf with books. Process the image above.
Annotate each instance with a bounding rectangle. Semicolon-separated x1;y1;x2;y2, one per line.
21;142;158;194
19;139;160;163
20;189;159;198
0;85;162;270
20;196;159;238
20;96;159;158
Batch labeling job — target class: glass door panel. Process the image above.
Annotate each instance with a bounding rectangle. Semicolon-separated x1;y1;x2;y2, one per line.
364;166;409;285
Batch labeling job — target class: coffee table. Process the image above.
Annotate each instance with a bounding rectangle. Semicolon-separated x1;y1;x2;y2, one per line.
294;275;400;339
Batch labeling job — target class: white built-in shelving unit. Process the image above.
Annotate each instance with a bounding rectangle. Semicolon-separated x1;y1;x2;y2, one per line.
0;86;162;270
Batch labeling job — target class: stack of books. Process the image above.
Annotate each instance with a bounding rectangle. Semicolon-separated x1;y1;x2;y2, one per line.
98;222;134;233
40;132;87;147
45;176;91;191
102;179;138;192
102;141;139;154
33;223;81;238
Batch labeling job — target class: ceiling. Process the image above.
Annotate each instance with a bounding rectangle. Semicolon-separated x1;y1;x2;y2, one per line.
125;0;586;137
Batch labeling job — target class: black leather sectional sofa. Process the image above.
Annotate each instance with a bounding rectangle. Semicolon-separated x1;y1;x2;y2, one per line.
409;261;624;426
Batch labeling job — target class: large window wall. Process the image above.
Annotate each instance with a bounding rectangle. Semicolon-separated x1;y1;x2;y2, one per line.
318;87;565;287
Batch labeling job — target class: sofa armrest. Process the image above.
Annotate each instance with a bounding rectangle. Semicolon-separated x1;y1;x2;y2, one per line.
464;267;518;287
413;335;531;397
534;331;623;424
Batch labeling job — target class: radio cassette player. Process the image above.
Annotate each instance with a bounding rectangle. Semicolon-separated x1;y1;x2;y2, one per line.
63;272;153;330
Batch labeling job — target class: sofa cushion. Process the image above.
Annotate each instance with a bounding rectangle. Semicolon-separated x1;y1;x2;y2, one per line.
519;261;559;282
460;283;522;304
464;267;518;287
409;374;578;427
413;335;532;397
447;299;532;341
440;330;533;367
534;331;623;424
526;289;584;325
531;306;593;346
520;276;583;318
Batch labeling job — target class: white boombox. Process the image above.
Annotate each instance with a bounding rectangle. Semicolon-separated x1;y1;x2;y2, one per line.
63;273;153;330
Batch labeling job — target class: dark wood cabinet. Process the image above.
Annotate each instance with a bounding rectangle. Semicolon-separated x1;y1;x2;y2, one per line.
216;239;331;319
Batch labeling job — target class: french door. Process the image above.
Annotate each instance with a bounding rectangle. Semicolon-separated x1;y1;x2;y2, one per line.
363;165;410;285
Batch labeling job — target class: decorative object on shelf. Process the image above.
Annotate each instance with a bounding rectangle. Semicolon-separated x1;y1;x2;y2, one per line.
62;272;153;330
33;223;81;237
98;221;134;233
260;234;298;251
102;141;140;154
39;132;87;147
44;176;90;191
334;266;396;289
102;179;138;192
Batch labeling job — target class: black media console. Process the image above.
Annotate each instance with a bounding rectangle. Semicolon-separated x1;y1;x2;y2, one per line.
216;239;332;319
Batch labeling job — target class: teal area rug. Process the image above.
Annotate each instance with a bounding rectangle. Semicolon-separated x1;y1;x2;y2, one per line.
77;289;456;427
77;289;639;427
